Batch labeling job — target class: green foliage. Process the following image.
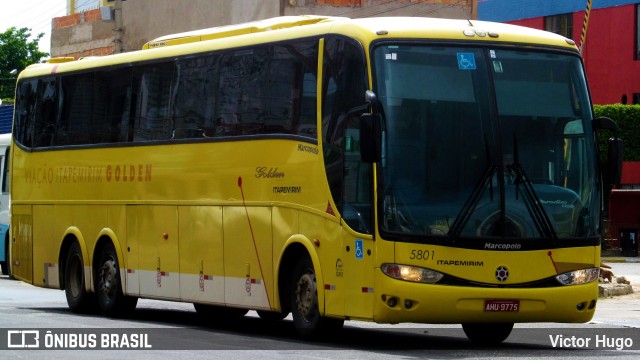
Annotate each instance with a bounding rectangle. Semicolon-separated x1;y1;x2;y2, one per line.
0;27;49;99
594;104;640;161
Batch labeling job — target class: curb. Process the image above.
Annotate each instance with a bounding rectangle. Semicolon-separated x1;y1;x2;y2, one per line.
599;283;634;297
601;257;640;263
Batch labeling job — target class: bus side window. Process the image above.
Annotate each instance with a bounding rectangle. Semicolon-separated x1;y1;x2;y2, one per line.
214;40;319;138
132;63;176;141
173;55;219;139
59;73;94;145
94;67;134;143
33;78;58;147
15;79;38;148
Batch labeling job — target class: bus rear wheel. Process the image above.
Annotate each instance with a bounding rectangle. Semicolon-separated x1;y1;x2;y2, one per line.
290;256;343;339
96;242;137;317
462;322;514;344
64;242;95;313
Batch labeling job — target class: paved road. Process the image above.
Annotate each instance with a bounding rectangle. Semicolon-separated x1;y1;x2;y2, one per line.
0;259;639;359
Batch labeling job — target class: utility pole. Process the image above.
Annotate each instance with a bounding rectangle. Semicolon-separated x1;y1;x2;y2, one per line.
114;0;123;53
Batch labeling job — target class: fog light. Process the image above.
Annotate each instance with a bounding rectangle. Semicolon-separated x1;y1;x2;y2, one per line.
588;300;596;309
387;297;398;308
576;302;586;311
404;299;413;309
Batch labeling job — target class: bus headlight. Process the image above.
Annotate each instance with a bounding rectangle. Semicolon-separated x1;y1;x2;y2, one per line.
555;268;599;285
381;263;444;284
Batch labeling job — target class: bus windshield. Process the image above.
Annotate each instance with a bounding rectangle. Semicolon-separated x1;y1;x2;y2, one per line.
372;44;598;240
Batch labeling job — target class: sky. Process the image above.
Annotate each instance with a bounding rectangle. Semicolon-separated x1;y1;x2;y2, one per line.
0;0;68;54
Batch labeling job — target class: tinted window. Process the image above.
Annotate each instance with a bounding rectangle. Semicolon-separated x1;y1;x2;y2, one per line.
132;62;176;141
14;39;320;148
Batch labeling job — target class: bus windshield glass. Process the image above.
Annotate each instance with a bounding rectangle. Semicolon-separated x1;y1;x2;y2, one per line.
372;44;598;241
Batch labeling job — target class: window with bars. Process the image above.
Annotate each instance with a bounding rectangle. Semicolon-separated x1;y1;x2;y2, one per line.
544;13;573;39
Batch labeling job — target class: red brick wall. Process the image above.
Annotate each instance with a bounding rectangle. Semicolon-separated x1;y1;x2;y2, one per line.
53;9;102;29
60;45;116;59
82;45;116;57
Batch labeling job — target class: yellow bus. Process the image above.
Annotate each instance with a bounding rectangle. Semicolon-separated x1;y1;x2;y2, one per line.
10;15;621;344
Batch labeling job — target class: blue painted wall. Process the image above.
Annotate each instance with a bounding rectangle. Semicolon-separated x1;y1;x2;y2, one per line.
0;106;13;134
478;0;640;22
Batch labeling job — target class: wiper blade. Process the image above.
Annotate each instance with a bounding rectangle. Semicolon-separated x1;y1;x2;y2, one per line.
510;135;558;242
449;164;496;239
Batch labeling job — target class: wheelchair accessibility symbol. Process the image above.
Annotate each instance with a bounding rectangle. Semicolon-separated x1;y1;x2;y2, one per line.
355;239;364;260
457;52;476;70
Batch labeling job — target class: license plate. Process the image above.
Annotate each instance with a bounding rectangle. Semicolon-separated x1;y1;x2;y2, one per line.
484;299;520;312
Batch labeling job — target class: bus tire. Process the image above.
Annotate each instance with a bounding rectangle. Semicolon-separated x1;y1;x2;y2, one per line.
64;241;95;313
290;256;343;339
462;322;514;344
96;242;137;317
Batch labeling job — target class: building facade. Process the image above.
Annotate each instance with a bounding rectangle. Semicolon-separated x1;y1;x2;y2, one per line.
51;0;476;58
478;0;640;105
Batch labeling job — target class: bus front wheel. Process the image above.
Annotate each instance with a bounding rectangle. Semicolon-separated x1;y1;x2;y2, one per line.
290;256;343;339
462;322;514;344
96;242;137;317
64;242;95;313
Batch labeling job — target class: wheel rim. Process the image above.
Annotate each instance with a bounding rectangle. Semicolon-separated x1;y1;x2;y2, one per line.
295;271;317;321
99;256;117;304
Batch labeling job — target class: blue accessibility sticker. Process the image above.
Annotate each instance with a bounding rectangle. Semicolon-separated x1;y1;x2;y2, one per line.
457;52;476;70
355;239;364;260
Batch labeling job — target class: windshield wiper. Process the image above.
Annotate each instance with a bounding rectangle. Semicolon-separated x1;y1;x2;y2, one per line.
449;164;496;240
509;135;558;243
450;137;496;239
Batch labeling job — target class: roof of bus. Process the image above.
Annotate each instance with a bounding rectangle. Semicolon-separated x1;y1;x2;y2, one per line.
20;16;577;78
141;15;344;49
142;16;576;51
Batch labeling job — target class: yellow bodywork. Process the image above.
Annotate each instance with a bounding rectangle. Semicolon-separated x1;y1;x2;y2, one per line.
11;16;597;325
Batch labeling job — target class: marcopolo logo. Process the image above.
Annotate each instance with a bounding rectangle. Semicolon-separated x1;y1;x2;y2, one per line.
484;242;522;250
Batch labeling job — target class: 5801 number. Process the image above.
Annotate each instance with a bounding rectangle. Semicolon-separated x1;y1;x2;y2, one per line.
409;249;435;260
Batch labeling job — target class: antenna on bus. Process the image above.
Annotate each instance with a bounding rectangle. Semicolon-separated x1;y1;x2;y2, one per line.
467;19;474;27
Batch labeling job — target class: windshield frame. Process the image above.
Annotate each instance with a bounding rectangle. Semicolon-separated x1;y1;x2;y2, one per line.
369;39;601;249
